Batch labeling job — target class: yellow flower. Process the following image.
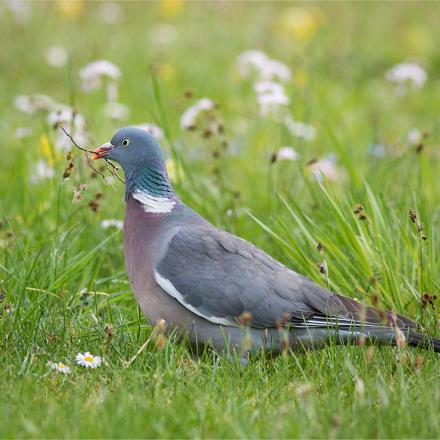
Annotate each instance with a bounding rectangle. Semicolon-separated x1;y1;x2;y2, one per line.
293;69;308;88
276;6;324;42
39;134;55;166
160;0;184;18
158;63;175;82
405;25;434;56
56;0;85;19
165;158;180;182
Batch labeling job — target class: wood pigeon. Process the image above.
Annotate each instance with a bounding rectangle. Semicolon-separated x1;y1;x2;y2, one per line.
93;127;439;354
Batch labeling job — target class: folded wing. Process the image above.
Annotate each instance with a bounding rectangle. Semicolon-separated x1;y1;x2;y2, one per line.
155;225;416;330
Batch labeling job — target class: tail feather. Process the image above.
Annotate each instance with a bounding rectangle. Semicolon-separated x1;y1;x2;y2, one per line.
407;331;440;353
290;327;440;353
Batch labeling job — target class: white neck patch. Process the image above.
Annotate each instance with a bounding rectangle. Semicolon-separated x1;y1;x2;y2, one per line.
132;189;175;214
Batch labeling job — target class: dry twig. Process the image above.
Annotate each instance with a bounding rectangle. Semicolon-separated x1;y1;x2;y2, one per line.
57;124;125;184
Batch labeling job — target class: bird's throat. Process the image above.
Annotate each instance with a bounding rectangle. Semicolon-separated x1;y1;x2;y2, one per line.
127;165;176;214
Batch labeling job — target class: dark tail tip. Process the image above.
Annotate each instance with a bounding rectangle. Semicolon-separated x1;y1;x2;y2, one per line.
407;332;440;353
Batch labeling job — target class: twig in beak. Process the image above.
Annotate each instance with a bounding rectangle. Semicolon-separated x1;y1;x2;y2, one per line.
57;124;125;184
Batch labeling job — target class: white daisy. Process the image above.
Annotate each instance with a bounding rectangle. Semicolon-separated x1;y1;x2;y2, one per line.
49;362;71;374
76;352;102;368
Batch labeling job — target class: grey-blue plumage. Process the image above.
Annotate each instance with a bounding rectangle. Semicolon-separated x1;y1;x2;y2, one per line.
93;127;440;354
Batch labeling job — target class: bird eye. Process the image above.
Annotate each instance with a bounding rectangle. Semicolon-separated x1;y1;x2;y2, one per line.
121;138;130;147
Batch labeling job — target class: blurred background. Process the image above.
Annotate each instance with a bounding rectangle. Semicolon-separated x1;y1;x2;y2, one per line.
1;3;440;437
2;0;440;297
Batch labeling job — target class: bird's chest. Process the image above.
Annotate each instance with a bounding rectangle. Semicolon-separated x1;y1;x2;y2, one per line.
124;212;160;287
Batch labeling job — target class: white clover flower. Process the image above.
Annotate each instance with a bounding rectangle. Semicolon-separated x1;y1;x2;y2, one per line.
385;62;427;90
254;81;290;116
30;160;55;184
237;50;291;82
101;219;123;230
104;102;129;121
48;107;88;151
49;361;71;374
45;46;68;68
76;352;102;368
309;155;339;182
276;146;299;161
180;98;215;129
407;128;422;145
15;94;55;114
137;123;164;140
284;115;316;141
79;60;121;101
96;2;123;24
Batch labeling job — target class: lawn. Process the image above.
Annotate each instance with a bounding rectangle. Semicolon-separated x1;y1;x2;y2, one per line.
1;1;439;438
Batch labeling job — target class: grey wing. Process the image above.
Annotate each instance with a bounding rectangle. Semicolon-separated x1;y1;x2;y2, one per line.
154;225;355;328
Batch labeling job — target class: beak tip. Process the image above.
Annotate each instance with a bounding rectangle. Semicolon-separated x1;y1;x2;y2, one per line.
92;142;113;160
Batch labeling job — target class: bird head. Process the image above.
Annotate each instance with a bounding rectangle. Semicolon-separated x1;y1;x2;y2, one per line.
92;126;165;172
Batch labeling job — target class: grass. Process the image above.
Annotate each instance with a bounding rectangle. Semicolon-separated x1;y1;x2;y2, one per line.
1;2;439;438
